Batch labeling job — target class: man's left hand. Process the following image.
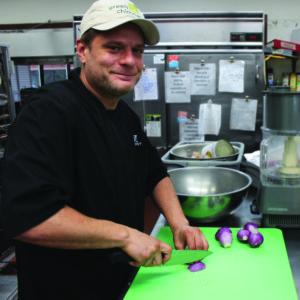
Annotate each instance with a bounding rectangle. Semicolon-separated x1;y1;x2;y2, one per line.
171;225;209;250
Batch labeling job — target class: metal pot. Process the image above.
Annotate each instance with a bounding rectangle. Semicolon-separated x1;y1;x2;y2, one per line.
169;167;252;223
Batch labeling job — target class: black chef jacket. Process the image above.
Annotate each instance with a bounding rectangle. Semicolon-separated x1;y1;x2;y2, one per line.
1;68;168;299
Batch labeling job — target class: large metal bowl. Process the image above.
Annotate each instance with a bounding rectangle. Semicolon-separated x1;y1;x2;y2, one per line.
168;167;252;223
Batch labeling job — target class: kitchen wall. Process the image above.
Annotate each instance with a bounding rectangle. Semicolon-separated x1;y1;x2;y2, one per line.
0;0;300;57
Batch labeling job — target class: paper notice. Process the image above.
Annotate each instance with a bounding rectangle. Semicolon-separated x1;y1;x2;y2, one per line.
199;102;222;135
218;60;245;93
165;71;191;103
179;119;204;142
190;63;216;95
146;114;161;137
230;98;258;131
134;68;158;101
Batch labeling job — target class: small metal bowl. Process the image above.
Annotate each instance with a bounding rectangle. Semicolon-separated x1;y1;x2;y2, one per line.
168;167;252;223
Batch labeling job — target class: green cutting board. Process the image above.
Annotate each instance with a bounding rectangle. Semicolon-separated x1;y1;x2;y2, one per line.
124;227;298;300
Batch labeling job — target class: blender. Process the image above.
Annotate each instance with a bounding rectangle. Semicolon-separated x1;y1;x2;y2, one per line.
258;89;300;228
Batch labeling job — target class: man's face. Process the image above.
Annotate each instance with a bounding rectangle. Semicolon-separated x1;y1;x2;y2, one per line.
78;23;145;103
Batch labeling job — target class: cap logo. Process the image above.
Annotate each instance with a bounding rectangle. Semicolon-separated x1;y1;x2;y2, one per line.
128;3;139;15
108;3;142;18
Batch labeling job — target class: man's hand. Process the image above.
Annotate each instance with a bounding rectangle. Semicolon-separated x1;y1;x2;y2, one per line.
171;224;209;251
121;228;172;267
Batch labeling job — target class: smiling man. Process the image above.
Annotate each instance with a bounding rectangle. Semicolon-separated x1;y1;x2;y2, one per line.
78;23;145;109
1;1;208;299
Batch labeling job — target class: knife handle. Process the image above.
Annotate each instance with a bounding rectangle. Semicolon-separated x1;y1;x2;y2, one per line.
110;250;134;264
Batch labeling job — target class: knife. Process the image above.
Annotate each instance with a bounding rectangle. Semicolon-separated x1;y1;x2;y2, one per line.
110;249;212;266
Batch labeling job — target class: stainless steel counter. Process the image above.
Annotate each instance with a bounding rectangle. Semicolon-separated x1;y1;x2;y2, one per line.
149;186;300;299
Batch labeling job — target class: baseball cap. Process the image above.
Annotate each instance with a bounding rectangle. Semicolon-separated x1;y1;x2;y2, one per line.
80;0;160;45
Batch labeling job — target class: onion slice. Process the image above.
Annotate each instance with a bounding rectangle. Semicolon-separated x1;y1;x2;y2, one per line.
188;261;206;272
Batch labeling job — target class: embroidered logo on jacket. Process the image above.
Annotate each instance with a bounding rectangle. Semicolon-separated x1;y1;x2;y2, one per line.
133;135;142;146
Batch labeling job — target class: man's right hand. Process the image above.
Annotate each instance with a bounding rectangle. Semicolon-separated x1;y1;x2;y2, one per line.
121;228;172;267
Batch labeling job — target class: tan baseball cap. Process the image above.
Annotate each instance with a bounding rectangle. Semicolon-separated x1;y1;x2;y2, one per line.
80;0;160;45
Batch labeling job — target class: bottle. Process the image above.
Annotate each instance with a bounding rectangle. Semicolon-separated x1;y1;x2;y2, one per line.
267;68;274;86
282;72;289;87
289;73;297;91
297;74;300;91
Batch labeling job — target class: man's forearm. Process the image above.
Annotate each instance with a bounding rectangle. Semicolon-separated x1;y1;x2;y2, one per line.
15;205;174;266
150;177;189;230
151;177;209;251
15;205;130;250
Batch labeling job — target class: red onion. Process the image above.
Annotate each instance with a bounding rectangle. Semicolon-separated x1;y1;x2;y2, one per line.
237;229;250;242
248;232;264;248
219;231;233;248
215;227;232;241
188;261;206;272
243;222;259;233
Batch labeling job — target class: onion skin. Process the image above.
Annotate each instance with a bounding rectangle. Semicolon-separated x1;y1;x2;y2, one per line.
215;227;232;241
219;231;233;248
237;229;250;242
243;222;259;233
188;262;206;272
248;232;264;248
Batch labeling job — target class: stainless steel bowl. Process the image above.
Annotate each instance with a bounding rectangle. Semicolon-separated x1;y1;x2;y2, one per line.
169;143;239;161
168;167;252;223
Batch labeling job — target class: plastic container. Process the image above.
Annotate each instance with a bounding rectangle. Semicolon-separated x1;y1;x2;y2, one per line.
201;139;235;158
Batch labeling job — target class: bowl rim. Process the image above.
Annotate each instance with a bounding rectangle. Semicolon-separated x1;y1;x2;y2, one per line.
169;143;239;161
168;166;252;197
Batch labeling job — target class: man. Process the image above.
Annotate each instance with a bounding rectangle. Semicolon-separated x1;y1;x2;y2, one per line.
1;0;209;299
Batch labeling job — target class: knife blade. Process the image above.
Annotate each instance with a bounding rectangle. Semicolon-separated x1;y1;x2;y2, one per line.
110;249;212;266
164;249;212;266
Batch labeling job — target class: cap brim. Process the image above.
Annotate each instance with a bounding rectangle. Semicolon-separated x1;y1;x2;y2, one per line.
131;19;160;45
92;17;160;45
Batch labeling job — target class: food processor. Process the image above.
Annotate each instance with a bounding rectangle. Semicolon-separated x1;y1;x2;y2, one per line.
258;89;300;228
